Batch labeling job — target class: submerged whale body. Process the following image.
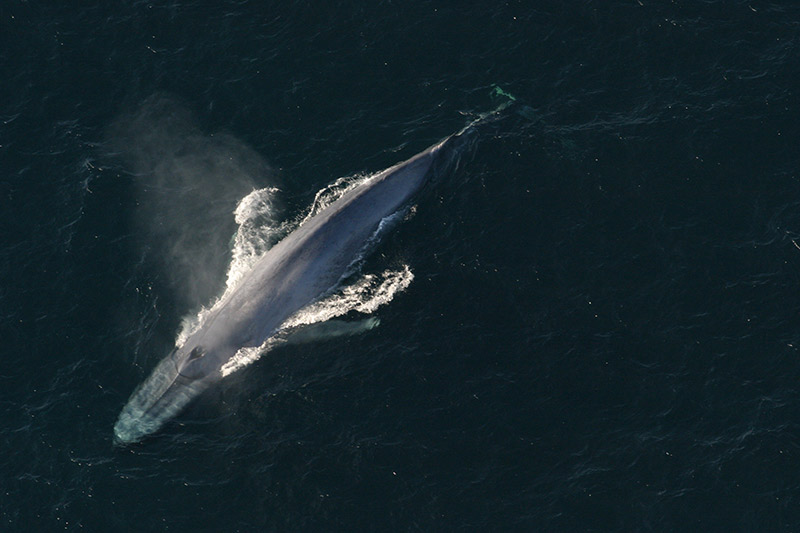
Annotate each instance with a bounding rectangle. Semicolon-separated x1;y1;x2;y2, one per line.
113;130;470;444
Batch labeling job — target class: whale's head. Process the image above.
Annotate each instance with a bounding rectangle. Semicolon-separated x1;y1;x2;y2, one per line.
113;339;227;445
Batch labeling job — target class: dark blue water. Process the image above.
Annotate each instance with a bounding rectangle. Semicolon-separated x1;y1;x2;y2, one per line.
3;1;800;530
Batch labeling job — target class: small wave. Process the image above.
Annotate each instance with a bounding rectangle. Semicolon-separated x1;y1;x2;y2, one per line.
228;187;287;289
302;173;372;223
220;341;282;378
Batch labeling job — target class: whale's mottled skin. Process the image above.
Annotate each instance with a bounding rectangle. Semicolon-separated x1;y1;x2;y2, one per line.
113;132;464;444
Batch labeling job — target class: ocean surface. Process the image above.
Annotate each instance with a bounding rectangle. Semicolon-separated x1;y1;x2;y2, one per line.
3;1;800;530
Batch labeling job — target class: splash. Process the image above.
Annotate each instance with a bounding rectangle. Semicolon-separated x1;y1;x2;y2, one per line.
228;187;288;290
302;173;371;223
220;266;412;376
283;265;414;328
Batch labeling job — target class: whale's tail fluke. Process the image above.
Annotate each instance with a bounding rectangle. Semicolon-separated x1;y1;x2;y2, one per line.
489;84;537;121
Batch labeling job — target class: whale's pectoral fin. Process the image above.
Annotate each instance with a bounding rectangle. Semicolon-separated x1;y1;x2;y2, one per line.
281;317;380;345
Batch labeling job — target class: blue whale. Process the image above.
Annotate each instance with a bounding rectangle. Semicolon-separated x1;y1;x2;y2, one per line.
113;130;469;444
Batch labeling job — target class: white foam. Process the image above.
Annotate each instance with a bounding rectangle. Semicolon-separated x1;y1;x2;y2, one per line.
228;187;286;289
220;339;283;377
220;266;413;377
285;265;413;328
301;173;371;224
